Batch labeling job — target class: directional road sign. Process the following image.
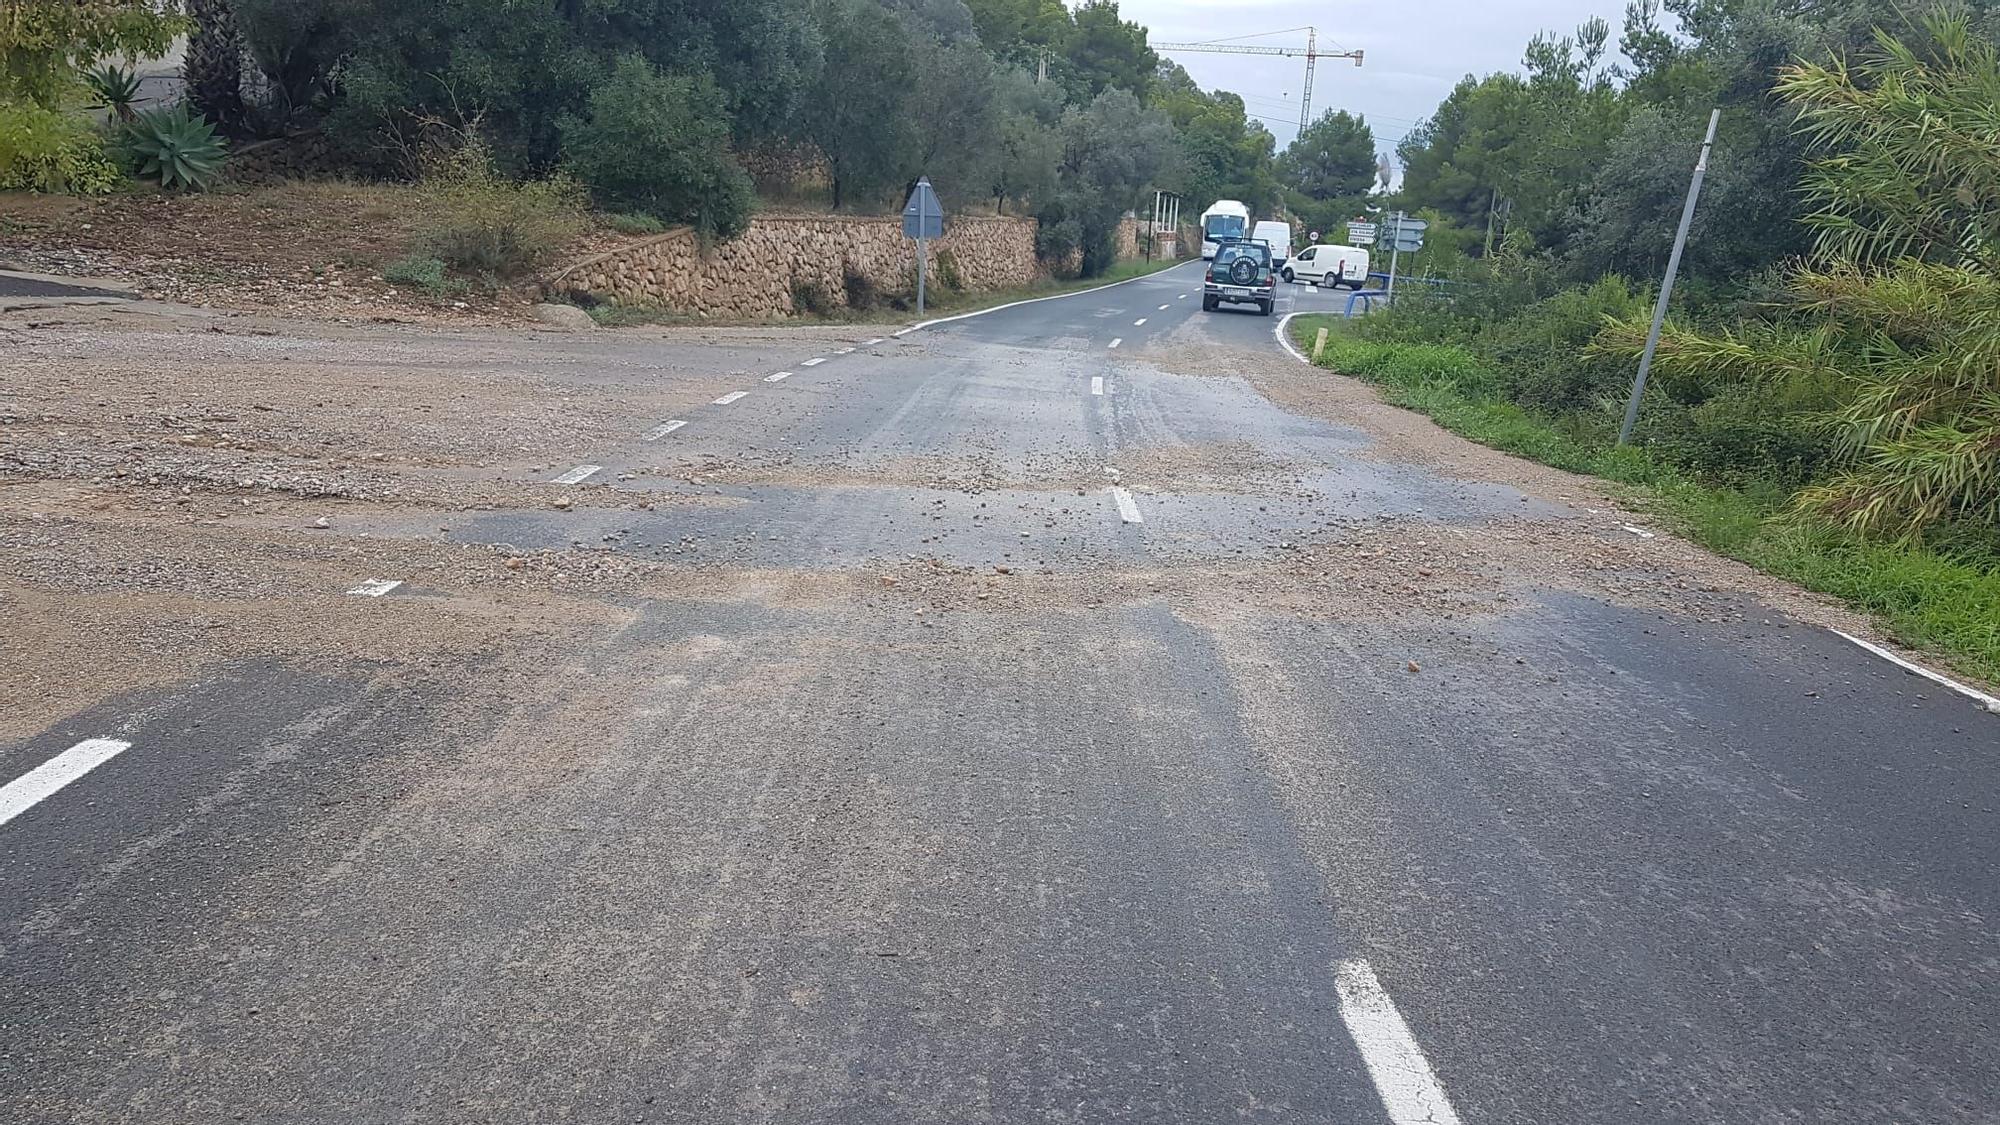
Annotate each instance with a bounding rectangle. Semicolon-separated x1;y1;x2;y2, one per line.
1346;221;1377;244
902;178;944;240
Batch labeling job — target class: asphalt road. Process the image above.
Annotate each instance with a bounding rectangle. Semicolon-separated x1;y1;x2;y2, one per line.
4;259;1997;1123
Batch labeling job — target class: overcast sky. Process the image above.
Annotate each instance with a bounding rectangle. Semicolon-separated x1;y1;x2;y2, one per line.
1120;0;1632;158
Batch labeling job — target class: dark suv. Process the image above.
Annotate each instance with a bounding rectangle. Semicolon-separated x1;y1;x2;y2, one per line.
1201;241;1277;316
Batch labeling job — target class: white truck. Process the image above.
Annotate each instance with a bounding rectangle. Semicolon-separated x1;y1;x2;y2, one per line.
1251;220;1294;269
1282;244;1372;290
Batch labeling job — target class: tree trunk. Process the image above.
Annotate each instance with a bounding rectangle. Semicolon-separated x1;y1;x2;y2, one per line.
186;0;247;136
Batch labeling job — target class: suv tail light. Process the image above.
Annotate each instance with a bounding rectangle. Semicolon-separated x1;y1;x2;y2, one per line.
1204;270;1214;283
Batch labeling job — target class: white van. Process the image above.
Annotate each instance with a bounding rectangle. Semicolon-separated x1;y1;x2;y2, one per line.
1283;244;1372;289
1252;220;1293;268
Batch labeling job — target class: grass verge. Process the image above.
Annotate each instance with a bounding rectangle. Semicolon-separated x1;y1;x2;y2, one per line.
1289;315;2000;685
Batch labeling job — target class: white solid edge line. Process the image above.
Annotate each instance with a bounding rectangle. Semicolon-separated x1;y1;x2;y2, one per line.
643;419;687;440
863;337;885;345
765;371;792;382
346;579;403;597
1275;311;1311;365
1108;338;1122;349
833;346;855;354
901;259;1201;333
1090;376;1105;396
1335;959;1464;1125
1110;486;1143;524
800;357;826;366
713;391;748;405
551;464;602;485
0;738;134;828
1831;628;2000;715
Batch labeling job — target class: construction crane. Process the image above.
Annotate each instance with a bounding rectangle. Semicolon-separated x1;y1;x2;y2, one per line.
1153;28;1363;136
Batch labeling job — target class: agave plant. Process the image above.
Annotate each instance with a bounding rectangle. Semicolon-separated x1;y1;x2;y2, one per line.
121;104;230;191
85;64;144;123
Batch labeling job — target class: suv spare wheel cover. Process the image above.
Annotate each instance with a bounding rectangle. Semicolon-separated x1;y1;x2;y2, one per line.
1228;257;1258;284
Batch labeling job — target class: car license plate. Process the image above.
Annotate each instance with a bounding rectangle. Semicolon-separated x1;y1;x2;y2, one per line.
1226;286;1251;297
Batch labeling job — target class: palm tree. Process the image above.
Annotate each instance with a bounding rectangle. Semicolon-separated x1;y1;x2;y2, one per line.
185;0;246;135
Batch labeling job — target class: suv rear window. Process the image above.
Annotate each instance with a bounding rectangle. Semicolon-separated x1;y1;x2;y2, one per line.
1214;244;1271;268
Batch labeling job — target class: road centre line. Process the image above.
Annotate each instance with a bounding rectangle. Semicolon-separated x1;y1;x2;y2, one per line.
0;738;134;829
1832;629;2000;714
713;391;749;405
1134;318;1147;326
643;419;687;440
347;579;403;597
765;371;792;382
1091;376;1105;396
1108;338;1122;349
1110;486;1143;524
801;357;826;366
1335;959;1464;1125
550;464;602;485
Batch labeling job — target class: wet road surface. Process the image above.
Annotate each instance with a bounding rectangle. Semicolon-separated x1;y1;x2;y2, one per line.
4;260;1997;1123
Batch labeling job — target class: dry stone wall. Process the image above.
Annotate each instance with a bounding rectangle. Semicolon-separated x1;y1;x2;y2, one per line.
547;214;1039;319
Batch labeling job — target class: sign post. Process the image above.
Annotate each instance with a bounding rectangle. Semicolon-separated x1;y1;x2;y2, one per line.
1376;213;1427;300
902;177;944;316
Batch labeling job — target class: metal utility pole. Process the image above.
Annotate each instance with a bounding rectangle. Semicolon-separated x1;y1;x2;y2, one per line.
1618;109;1720;447
1154;28;1363;136
1386;210;1404;300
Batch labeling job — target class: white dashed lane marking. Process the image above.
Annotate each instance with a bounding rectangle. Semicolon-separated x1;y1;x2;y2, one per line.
801;357;826;366
551;464;602;485
643;419;687;440
1108;338;1122;349
1336;960;1464;1125
713;391;749;405
1110;486;1143;524
1091;376;1105;396
0;738;134;829
347;579;403;597
765;371;792;382
1158;304;1170;310
1133;318;1147;326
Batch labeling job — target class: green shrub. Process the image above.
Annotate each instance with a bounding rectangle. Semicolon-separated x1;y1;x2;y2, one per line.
117;103;228;191
790;277;837;317
382;254;451;296
560;57;753;240
1484;277;1648;413
933;248;964;293
602;211;666;236
416;142;590;278
841;265;878;310
0;102;122;194
84;64;142;122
